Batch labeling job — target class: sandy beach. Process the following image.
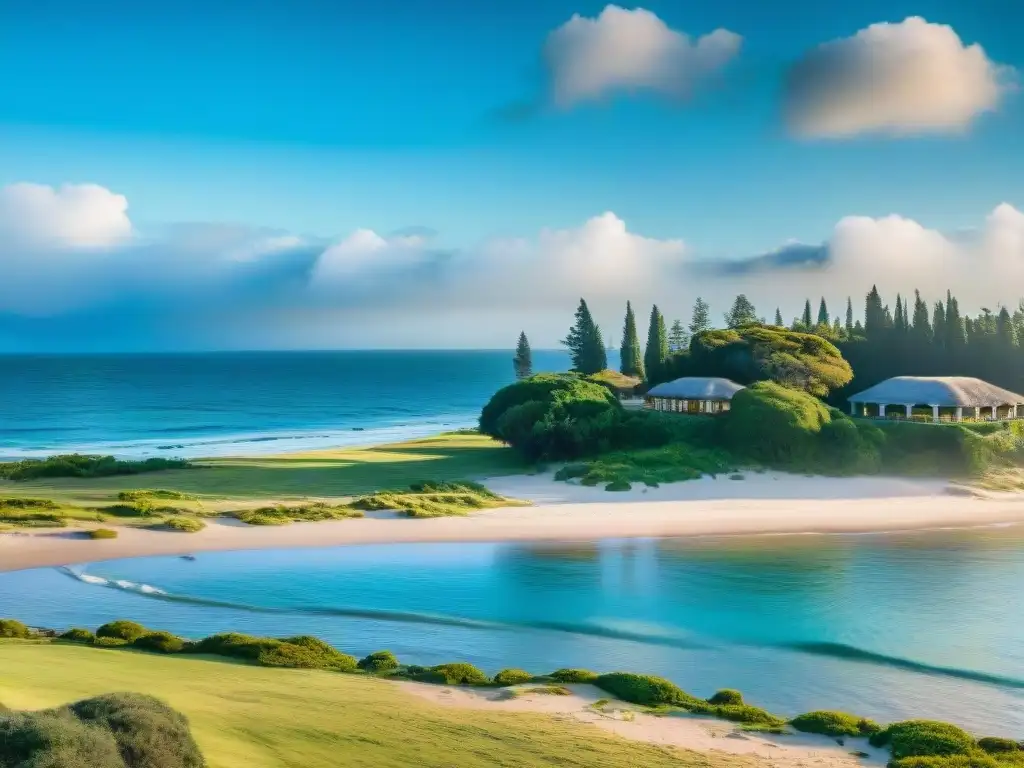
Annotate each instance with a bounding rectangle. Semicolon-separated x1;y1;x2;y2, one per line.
397;679;889;768
2;471;1023;573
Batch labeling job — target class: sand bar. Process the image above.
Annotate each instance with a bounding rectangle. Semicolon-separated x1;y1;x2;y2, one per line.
2;472;1023;573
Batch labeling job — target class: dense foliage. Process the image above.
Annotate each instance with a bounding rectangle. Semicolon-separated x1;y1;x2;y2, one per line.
563;299;607;374
493;668;534;686
0;619;31;638
357;650;399;673
0;692;204;768
97;621;149;642
0;454;191;481
790;710;882;737
619;302;645;379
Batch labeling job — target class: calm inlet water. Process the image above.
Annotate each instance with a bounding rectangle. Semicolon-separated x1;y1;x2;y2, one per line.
2;528;1022;736
0;350;573;459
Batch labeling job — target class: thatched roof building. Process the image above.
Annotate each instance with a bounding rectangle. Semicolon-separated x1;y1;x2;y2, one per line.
848;376;1024;421
645;377;744;415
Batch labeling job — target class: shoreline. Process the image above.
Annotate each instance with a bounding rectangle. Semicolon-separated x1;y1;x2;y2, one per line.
3;472;1024;573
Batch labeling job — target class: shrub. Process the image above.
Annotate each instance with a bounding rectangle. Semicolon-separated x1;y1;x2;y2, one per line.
871;721;978;759
691;702;785;727
977;738;1022;755
605;480;631;492
191;632;275;659
549;668;599;683
0;618;31;638
134;630;187;654
163;517;206;533
493;668;534;686
790;710;881;737
60;628;96;643
263;635;358;672
88;528;119;539
594;672;701;707
0;454;192;481
358;650;400;673
890;756;1000;768
96;620;148;642
707;689;744;706
118;489;195;501
93;637;129;648
723;382;832;468
479;374;618;438
416;662;490;686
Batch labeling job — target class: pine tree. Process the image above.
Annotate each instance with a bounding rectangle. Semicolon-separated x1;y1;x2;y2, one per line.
688;297;711;337
932;301;946;350
997;306;1016;348
724;295;757;328
512;332;532;379
668;319;688;353
832;316;842;336
562;299;607;374
619;302;645;379
644;305;669;383
774;308;783;326
845;297;854;333
801;299;813;328
865;286;885;338
945;291;965;351
911;290;931;343
817;298;829;327
894;294;905;332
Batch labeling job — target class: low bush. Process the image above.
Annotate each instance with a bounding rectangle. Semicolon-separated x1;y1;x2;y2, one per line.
790;710;881;737
96;620;148;642
59;628;96;643
978;738;1022;755
118;489;196;502
520;685;572;696
234;503;364;525
347;482;521;519
258;635;357;672
358;650;400;673
414;662;490;686
0;454;192;481
92;637;129;648
163;517;206;533
0;618;31;638
707;689;744;706
134;630;187;654
493;668;534;686
691;702;785;727
871;721;978;759
549;668;599;683
87;528;119;539
0;497;59;509
594;672;701;707
890;755;1001;768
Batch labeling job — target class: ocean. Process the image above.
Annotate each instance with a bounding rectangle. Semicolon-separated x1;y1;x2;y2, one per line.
0;350;573;460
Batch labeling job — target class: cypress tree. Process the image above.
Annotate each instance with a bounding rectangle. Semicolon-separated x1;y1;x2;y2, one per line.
801;299;812;328
774;308;783;326
932;301;946;350
845;297;854;333
688;297;711;337
997;306;1016;348
668;319;688;353
562;299;606;374
865;286;885;338
945;291;965;351
512;332;532;379
894;294;905;332
911;290;931;343
832;316;842;336
619;302;645;379
644;305;669;383
817;298;829;327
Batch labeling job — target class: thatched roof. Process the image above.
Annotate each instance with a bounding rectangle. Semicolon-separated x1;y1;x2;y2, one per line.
849;376;1024;407
646;377;745;400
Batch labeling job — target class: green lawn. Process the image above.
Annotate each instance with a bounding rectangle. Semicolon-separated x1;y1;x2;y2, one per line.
0;643;747;768
0;433;528;509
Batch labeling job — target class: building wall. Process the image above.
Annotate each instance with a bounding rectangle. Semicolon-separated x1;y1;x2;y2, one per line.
644;397;730;415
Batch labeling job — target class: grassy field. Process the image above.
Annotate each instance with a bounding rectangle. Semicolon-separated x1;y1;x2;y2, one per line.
0;642;745;768
0;433;527;509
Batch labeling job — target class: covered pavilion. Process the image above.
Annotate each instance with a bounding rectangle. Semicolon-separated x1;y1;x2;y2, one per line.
847;376;1024;422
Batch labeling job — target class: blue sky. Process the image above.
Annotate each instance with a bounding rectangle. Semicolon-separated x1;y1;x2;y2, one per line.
0;0;1022;349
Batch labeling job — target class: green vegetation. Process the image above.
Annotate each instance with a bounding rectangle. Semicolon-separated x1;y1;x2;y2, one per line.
593;673;701;708
707;689;744;706
518;685;572;696
60;628;96;643
347;480;526;518
0;692;204;768
563;298;607;375
97;620;148;642
191;632;357;672
163;516;206;533
555;443;735;488
88;528;118;539
644;304;668;382
411;662;490;686
872;721;980;759
619;301;645;380
134;631;188;654
790;711;881;737
513;331;533;380
978;739;1022;755
493;668;534;686
233;503;364;526
0;454;192;481
549;668;599;683
0;619;31;639
357;650;399;674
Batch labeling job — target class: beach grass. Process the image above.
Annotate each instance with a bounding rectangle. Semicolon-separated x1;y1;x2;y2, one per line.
0;433;526;508
0;642;730;768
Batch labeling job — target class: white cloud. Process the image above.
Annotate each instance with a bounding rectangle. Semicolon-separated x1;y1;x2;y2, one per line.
784;17;1015;138
543;5;742;107
0;182;132;248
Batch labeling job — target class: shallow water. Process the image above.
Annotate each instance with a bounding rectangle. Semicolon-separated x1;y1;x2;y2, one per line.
2;527;1023;734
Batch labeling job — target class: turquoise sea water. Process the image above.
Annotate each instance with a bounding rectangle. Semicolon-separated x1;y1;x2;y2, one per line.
2;528;1022;736
0;350;572;459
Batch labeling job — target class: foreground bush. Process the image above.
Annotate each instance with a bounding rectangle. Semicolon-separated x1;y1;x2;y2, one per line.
871;720;978;759
493;668;533;686
0;692;204;767
594;673;700;707
358;650;400;674
0;618;31;638
96;620;149;643
791;710;881;737
134;630;187;654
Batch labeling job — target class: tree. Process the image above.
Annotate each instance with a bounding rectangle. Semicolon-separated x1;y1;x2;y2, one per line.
688;297;711;336
668;318;689;353
865;286;885;338
774;308;784;326
817;298;829;327
945;291;965;351
512;332;532;380
894;294;906;333
845;297;854;334
644;305;669;382
562;299;607;374
932;301;946;350
619;302;645;379
724;294;758;328
801;300;813;329
911;289;932;343
997;306;1016;348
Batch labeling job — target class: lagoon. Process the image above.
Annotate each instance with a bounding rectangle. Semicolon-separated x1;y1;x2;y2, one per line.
2;527;1023;736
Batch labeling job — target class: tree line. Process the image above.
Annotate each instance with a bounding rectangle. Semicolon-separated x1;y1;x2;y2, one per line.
514;288;1024;405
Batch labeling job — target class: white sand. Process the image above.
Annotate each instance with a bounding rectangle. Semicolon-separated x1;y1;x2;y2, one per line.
2;472;1022;573
397;680;889;768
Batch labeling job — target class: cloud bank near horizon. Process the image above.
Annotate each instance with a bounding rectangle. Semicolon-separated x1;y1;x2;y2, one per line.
1;182;1023;350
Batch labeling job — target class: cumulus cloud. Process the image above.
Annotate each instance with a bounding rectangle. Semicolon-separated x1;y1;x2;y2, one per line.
543;5;742;107
0;182;131;248
3;181;1024;349
784;17;1015;138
